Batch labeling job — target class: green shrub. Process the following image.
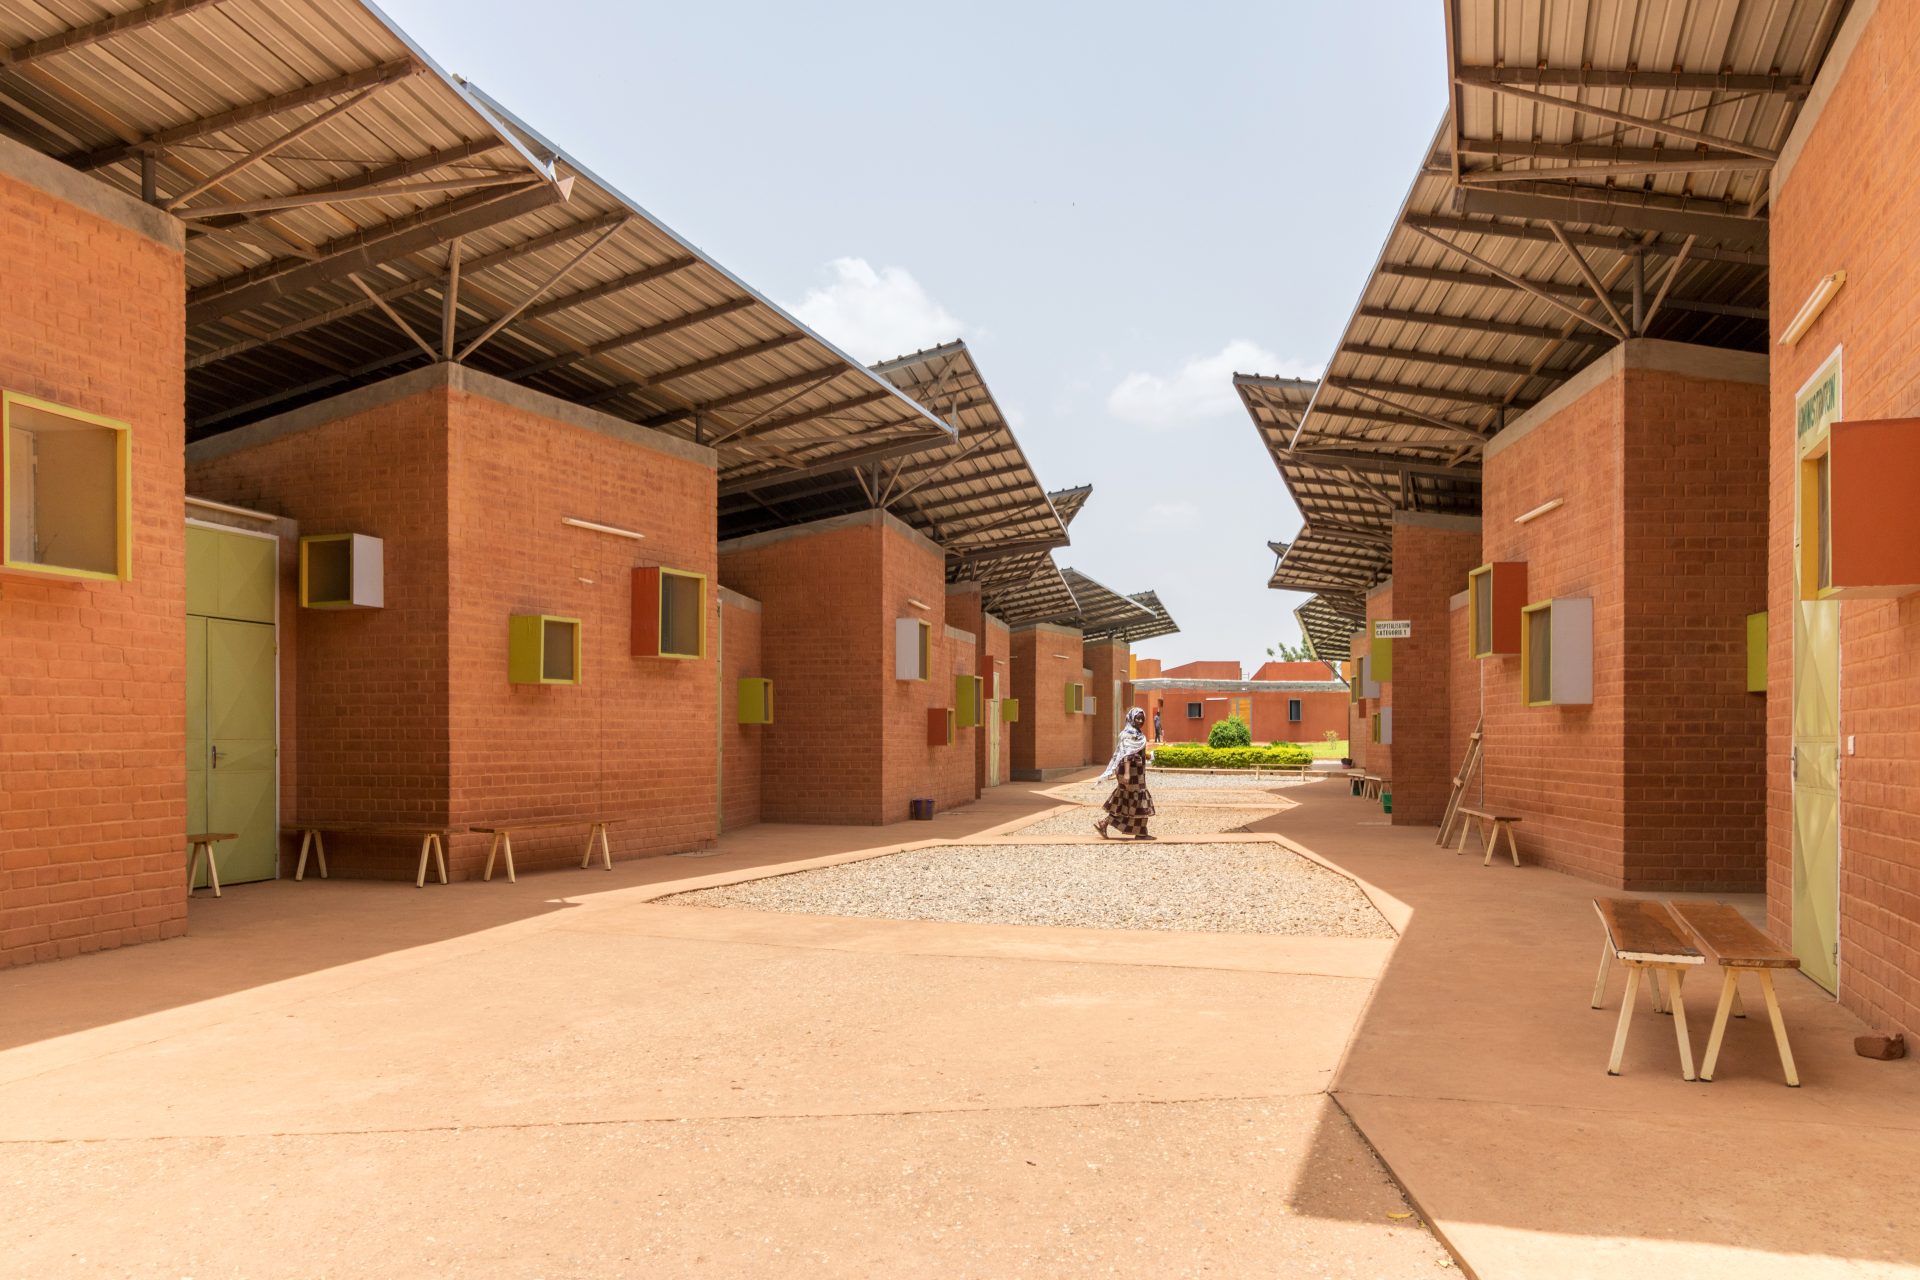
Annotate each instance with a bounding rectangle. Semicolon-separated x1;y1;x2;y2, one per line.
1151;742;1312;770
1207;716;1252;748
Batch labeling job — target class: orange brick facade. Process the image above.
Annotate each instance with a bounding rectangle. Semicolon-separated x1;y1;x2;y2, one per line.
1136;659;1346;745
1010;624;1089;778
1769;0;1920;1037
1380;516;1483;825
0;142;188;967
1452;342;1768;890
187;367;723;878
720;511;977;824
947;584;1013;792
719;589;765;832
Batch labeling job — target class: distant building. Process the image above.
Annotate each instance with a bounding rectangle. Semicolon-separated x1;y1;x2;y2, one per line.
1130;659;1348;745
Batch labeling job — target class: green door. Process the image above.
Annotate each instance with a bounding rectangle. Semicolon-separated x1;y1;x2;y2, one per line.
1792;354;1843;992
186;526;278;887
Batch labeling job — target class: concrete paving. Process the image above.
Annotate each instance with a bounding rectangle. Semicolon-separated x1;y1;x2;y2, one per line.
0;776;1447;1278
1251;785;1920;1280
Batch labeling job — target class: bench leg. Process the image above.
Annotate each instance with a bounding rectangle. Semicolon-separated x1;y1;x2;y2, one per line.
581;823;611;871
188;840;223;899
1664;967;1696;1081
1758;971;1800;1087
1481;821;1499;867
1608;961;1640;1075
1504;824;1521;867
483;832;500;882
295;830;312;881
314;831;327;879
500;832;514;884
187;841;204;898
1700;970;1740;1082
1455;818;1472;854
1643;965;1668;1014
433;833;448;885
1592;935;1614;1009
416;835;432;888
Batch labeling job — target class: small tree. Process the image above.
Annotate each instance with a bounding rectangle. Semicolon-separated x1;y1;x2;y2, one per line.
1208;716;1252;748
1266;639;1315;661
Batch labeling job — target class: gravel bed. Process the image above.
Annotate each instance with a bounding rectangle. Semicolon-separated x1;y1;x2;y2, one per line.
1010;805;1281;837
1057;780;1291;807
665;842;1393;938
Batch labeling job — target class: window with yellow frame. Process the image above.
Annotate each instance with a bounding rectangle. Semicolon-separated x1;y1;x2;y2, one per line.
3;391;132;582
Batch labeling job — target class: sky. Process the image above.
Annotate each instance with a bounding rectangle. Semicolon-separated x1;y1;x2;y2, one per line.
380;0;1447;670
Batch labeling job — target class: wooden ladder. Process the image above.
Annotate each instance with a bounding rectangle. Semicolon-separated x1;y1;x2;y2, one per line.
1436;718;1484;846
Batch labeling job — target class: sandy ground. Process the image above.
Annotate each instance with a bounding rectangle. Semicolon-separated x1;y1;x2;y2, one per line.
0;774;1448;1279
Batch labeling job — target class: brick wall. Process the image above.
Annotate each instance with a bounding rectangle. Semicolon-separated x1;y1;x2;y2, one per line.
0;141;187;967
719;590;764;831
1348;632;1370;772
721;510;970;823
1010;624;1087;778
983;615;1012;785
190;367;724;879
948;585;1014;794
1479;341;1767;889
1085;638;1130;760
1449;595;1480;810
188;379;453;878
1386;516;1483;825
1771;0;1920;1036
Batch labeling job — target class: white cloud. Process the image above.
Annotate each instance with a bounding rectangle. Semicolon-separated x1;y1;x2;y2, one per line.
1144;501;1200;530
1106;339;1319;429
786;258;964;364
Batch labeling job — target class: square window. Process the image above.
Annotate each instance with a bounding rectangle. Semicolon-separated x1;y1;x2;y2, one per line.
1187;702;1203;719
1288;698;1302;722
632;566;707;658
3;391;131;581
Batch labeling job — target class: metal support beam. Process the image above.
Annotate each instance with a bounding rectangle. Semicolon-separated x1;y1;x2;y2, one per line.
1325;375;1516;409
1455;64;1807;95
1640;236;1696;334
520;256;699;323
1354;305;1612;344
1458;154;1774;184
348;272;437;362
1;0;225;70
1404;214;1765;267
187;214;623;369
176;172;526;220
721;389;897;442
1630;248;1646;333
507;297;755;384
441;238;461;359
69;59;421;171
1307;401;1494;437
1405;227;1629;339
165;83;392;210
1458;77;1780;161
948;537;1072;569
455;219;624;362
1451;183;1768;246
187;181;569;328
638;365;851;427
1342;344;1546;379
1546;222;1632;336
1285;447;1481;480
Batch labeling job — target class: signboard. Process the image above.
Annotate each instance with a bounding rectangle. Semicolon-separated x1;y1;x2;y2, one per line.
1373;620;1412;639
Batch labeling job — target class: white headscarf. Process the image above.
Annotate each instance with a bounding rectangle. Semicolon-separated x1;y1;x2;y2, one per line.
1100;707;1150;781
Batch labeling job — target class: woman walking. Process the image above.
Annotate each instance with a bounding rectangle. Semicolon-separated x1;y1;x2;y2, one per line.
1094;707;1156;840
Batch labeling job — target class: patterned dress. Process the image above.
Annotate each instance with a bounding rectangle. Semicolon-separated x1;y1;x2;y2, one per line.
1102;749;1156;836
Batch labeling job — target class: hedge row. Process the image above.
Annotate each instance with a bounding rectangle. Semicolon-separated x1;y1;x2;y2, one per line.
1150;743;1314;770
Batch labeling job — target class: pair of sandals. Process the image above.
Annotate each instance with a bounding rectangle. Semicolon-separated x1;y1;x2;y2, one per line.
1093;817;1154;841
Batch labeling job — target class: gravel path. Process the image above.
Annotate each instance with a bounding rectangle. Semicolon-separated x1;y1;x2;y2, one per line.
666;843;1394;938
1057;780;1294;807
1010;805;1281;837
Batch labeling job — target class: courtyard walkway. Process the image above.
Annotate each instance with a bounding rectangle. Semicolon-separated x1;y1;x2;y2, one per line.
1250;786;1920;1280
0;776;1443;1278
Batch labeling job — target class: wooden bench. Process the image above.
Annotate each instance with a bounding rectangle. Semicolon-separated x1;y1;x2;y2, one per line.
280;823;453;888
1666;900;1802;1087
471;819;615;883
1592;897;1706;1079
1364;774;1387;801
1453;808;1522;866
186;832;236;898
1344;769;1368;797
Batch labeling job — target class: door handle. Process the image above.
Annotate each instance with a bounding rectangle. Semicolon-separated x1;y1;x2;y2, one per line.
210;745;221;768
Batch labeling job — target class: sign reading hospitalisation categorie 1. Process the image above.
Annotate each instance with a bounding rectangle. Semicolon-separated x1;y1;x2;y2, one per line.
1373;621;1412;639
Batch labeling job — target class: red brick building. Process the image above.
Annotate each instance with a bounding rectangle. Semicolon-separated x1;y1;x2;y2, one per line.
1133;659;1347;745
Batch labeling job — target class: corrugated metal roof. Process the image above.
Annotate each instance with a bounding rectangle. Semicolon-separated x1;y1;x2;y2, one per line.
1089;590;1178;644
0;0;954;476
716;340;1066;551
1055;568;1159;635
1248;0;1850;651
969;485;1093;625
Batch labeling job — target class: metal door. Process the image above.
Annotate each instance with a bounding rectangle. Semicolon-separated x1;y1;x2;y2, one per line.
1792;353;1843;992
186;524;278;887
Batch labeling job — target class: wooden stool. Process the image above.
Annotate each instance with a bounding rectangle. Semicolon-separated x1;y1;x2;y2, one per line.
186;832;236;898
1592;898;1705;1079
1454;808;1522;866
1666;900;1803;1087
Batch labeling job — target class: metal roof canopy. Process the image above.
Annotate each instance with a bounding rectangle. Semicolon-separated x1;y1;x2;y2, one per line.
1248;0;1849;657
969;485;1092;626
0;0;953;477
1047;567;1160;635
716;340;1067;554
1089;590;1178;644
